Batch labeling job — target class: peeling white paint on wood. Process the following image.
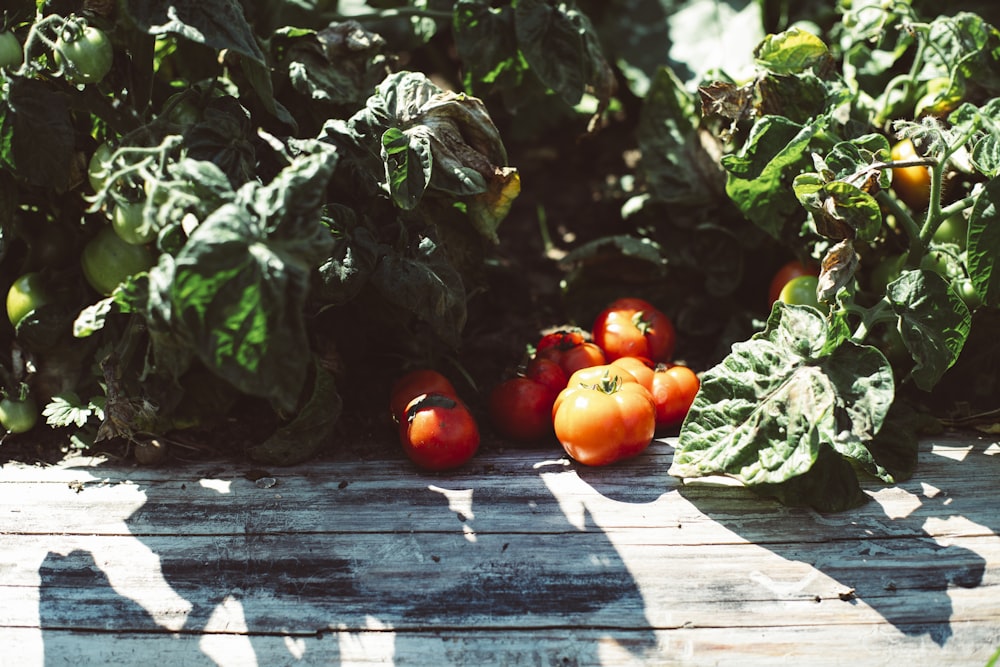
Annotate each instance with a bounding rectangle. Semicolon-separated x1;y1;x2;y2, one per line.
1;433;999;665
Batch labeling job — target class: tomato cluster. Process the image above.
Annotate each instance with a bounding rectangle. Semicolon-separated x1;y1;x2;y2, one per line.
489;297;699;467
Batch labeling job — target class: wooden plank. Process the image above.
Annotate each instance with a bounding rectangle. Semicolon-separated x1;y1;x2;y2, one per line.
1;433;998;665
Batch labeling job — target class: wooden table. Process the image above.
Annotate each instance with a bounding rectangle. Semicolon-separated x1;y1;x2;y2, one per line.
1;432;998;665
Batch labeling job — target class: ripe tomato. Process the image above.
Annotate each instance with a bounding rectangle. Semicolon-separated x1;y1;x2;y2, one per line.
651;365;700;430
778;275;821;309
535;329;586;354
488;376;557;442
112;200;157;245
524;356;567;396
890;138;931;211
6;272;53;328
592;297;676;363
400;393;479;471
768;260;819;306
81;226;155;296
552;368;656;466
609;356;654;391
535;338;606;377
389;369;457;423
55;25;113;85
0;31;23;69
0;395;39;434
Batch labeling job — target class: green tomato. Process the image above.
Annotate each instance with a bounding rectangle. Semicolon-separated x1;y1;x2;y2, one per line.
81;226;155;296
0;395;38;434
778;275;821;309
868;254;906;293
953;278;982;310
6;272;53;328
0;31;23;69
920;250;954;279
932;214;968;250
54;25;113;85
88;141;116;192
112;200;156;245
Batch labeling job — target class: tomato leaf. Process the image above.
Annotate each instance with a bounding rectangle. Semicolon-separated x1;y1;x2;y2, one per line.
169;149;337;412
967;177;1000;307
0;78;74;191
670;302;895;512
886;269;972;391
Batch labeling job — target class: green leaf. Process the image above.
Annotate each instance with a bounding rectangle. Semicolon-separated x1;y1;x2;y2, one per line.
125;0;265;64
248;361;342;465
669;302;894;512
722;115;822;240
382;126;432;210
454;1;525;93
313;205;382;307
968;176;1000;306
754;26;832;75
170;151;337;412
1;78;74;191
886;269;972;392
793;178;882;242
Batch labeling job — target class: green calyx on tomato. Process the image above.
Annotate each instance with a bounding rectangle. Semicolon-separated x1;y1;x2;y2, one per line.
6;272;53;328
81;226;155;296
54;24;113;85
0;394;38;434
0;31;23;69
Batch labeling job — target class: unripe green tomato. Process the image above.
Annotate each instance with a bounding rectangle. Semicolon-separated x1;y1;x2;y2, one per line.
933;214;968;250
953;278;982;310
88;142;115;192
0;395;38;434
112;200;156;245
778;275;821;309
0;31;23;69
54;25;113;85
6;272;53;328
81;226;155;295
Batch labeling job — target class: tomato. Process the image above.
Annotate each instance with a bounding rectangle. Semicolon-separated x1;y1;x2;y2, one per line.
80;226;155;296
488;377;557;442
88;141;116;192
651;365;700;430
609;356;654;391
524;356;567;396
112;200;156;245
768;260;819;306
6;272;53;328
552;367;656;466
55;25;113;85
890;139;931;211
536;329;586;354
592;297;676;363
389;369;457;423
932;213;968;249
400;392;479;471
953;278;982;310
778;275;821;309
0;31;23;69
0;395;39;434
535;338;606;377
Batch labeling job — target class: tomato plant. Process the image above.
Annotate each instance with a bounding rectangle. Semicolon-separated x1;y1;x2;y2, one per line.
0;394;38;434
651;365;699;430
768;260;818;306
552;366;656;466
54;24;113;85
0;31;22;69
400;393;479;471
6;272;52;328
80;226;155;296
389;369;457;424
890;138;932;211
592;297;675;363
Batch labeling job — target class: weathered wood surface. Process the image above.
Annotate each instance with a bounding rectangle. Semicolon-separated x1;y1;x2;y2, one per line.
1;432;998;666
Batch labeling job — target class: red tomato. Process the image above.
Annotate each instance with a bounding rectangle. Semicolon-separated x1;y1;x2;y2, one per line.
592;297;676;363
400;393;479;471
609;356;654;391
768;260;819;307
389;369;457;423
488;377;557;442
524;356;568;396
536;329;586;354
651;365;700;430
552;368;656;466
536;339;606;377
